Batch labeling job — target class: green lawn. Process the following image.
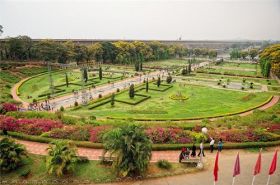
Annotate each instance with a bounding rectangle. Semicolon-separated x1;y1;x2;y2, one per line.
0;154;116;184
18;70;124;102
66;83;271;120
0;154;200;184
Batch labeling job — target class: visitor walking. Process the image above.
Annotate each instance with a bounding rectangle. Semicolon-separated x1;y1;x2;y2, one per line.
210;137;215;153
198;142;205;157
218;139;223;152
191;143;196;157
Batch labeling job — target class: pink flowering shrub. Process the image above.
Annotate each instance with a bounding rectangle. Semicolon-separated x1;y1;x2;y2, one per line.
145;127;193;144
89;126;112;143
208;128;279;142
0;116;19;131
0;103;17;114
48;126;91;141
0;116;63;135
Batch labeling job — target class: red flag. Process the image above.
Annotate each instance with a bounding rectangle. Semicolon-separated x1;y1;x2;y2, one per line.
254;151;262;175
233;153;240;177
268;150;278;175
213;152;219;182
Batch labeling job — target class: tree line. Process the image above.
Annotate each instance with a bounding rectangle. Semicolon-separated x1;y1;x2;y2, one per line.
0;36;218;64
229;48;259;60
259;44;280;78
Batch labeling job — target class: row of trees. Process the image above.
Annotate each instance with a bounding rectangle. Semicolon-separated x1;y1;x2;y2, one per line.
229;48;259;60
0;36;218;64
259;44;280;78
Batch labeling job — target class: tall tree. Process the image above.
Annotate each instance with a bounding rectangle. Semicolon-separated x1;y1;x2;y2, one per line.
129;84;135;98
99;66;102;80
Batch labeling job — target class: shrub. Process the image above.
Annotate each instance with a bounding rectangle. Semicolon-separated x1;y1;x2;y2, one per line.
145;127;193;144
48;126;90;141
103;125;152;177
74;101;78;107
98;94;102;98
0;103;17;114
0;137;27;171
129;84;135;99
166;75;172;84
157;160;172;170
46;141;78;177
60;106;65;112
89;126;111;143
0;116;63;135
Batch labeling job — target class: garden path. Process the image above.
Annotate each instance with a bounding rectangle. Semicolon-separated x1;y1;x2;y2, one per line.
108;148;280;185
11;70;162;110
11;139;280;185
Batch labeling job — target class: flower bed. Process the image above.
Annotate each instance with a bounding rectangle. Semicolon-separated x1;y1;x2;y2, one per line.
0;116;63;135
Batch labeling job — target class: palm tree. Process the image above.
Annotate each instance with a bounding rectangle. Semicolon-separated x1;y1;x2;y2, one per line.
46;141;78;176
103;125;152;177
0;137;27;171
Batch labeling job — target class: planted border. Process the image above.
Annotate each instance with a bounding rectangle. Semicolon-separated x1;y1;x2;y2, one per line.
115;94;151;105
2;131;280;151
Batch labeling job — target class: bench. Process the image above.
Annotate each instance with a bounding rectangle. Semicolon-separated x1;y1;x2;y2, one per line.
180;158;203;168
98;156;116;163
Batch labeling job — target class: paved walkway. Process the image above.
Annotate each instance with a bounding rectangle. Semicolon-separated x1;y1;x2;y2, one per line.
15;139;181;163
12;139;280;185
109;149;280;185
11;71;162;110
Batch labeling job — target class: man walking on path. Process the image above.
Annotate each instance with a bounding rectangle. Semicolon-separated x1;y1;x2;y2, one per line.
210;137;215;153
198;141;205;157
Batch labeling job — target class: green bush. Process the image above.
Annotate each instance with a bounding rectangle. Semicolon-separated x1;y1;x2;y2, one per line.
157;160;172;170
46;141;78;177
0;137;28;171
103;125;152;177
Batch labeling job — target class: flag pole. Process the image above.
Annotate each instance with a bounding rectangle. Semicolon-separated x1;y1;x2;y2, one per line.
251;175;256;185
266;175;271;185
232;177;235;185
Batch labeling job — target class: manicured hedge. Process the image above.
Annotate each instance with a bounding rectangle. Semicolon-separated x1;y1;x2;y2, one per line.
149;84;173;92
2;131;279;151
115;94;151;105
88;100;112;110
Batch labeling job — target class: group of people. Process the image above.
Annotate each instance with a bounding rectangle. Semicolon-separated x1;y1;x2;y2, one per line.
179;138;223;162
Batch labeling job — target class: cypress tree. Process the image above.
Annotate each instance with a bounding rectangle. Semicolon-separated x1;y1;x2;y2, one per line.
146;79;149;92
111;93;115;106
83;68;88;82
65;73;69;87
99;67;102;80
129;84;135;99
157;77;161;87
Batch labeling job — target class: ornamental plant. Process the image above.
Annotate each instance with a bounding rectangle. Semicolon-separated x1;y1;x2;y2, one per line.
0;103;17;114
0;137;27;171
103;125;152;177
46;141;78;177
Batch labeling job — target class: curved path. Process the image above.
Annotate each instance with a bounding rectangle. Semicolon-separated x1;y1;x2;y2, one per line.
11;71;162;110
8;139;280;185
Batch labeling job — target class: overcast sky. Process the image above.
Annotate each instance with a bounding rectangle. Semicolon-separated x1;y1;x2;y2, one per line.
1;0;280;40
